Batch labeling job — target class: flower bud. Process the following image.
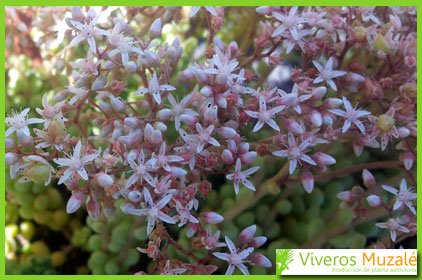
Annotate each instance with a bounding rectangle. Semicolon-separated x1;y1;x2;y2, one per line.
186;222;198;237
216;74;228;86
364;78;383;100
157;109;172;121
255;6;272;15
110;97;126;114
124;61;137;73
128;190;142;202
101;122;113;138
251;253;272;267
228;41;238;56
313;152;336;165
216;94;227;108
398;127;410;138
155;122;167;132
325;98;343;108
124;117;140;129
112;124;123;139
240;151;257;165
310;110;322;127
345;72;365;83
144;123;154;138
5;152;18;165
200;86;212;97
374;34;391;53
401;152;414;170
66;192;84;214
5;138;17;150
17;130;33;146
99;101;114;114
362;169;376;188
221;149;234;164
354;26;367;42
284;119;303;134
119;136;131;145
196;69;211;83
87;196;100;220
72;6;84;21
227;140;237;154
167;39;182;61
238;142;250;154
75;77;90;88
337;191;359;202
47;120;66;139
103;60;116;70
170;167;187;177
91;75;108;91
151;130;163;146
301;171;314;193
311;86;327;99
95;172;114;188
180;113;198;127
204;105;218;123
149;18;161;39
366;195;382;207
180;68;194;81
255;34;268;48
54;90;68;102
218;127;237;139
120;201;135;214
408;223;417;234
322;114;334;125
239;224;256;244
202;211;224;224
353;142;363;157
213;37;225;52
250;236;267;248
144;51;160;67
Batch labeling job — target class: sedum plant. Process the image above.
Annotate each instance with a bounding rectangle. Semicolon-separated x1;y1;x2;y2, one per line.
5;6;417;275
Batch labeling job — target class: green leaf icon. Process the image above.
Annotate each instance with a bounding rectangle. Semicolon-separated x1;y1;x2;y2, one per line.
276;249;294;275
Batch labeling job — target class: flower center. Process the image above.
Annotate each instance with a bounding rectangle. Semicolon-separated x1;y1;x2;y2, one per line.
398;191;410;201
69;158;82;170
260;110;271;122
43;106;55;119
136;165;147;175
289;147;302;159
321;69;332;80
228;253;242;265
344;109;358;121
199;133;210;143
149;206;159;217
82;25;95;38
378;114;394;132
234;171;246;183
119;41;133;53
285;16;295;27
157;155;168;166
10;114;26;129
173;104;184;115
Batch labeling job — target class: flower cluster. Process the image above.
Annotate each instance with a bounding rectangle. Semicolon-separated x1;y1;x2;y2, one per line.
337;170;416;244
5;6;417;274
